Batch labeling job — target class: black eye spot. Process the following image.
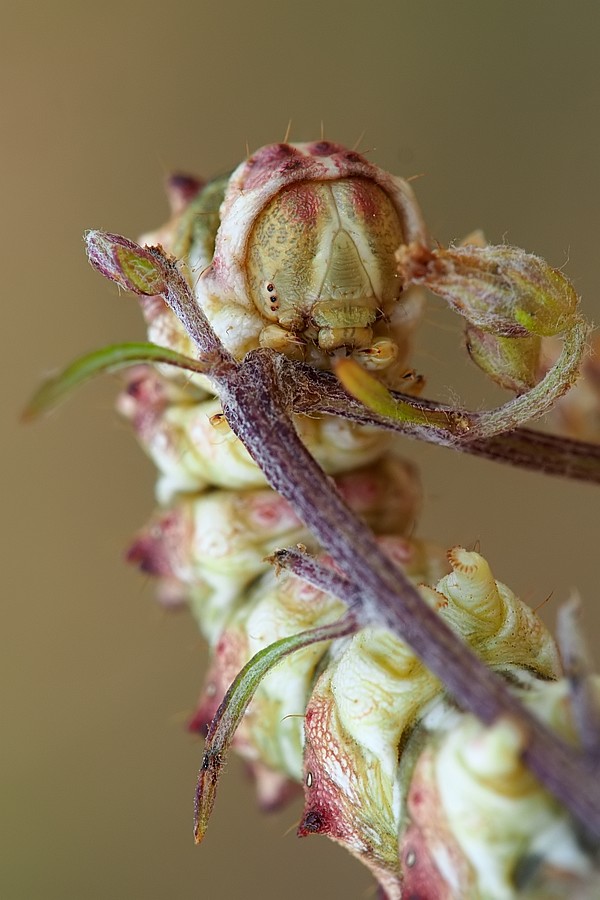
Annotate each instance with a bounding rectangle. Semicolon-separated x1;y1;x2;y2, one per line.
265;282;280;310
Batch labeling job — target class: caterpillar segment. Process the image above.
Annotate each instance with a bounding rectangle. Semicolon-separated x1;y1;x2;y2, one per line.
119;143;597;898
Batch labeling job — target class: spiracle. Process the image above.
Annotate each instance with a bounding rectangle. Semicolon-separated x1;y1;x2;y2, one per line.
120;143;596;899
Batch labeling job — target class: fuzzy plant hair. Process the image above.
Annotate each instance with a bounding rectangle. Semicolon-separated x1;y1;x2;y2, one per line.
28;141;600;899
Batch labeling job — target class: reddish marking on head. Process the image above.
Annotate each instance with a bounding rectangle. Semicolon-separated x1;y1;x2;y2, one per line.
279;182;324;224
309;140;345;157
246;143;296;168
272;142;297;157
279;156;304;174
349;178;381;219
242;143;304;191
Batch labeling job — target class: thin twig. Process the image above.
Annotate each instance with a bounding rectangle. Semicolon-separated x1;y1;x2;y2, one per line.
280;361;600;485
270;547;364;614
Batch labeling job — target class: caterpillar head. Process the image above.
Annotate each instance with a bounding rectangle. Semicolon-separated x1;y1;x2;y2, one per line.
197;142;427;373
247;174;405;349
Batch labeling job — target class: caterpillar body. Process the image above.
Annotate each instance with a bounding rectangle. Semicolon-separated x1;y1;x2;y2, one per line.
116;142;596;899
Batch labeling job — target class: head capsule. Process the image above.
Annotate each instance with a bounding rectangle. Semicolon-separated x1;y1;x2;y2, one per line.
246;176;407;352
199;141;428;372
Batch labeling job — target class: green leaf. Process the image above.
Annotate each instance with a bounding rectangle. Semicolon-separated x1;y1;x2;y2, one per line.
334;359;471;434
23;342;211;421
194;613;357;844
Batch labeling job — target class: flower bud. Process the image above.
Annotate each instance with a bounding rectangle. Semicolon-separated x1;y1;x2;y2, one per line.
430;713;595;897
466;326;542;394
191;567;347;789
397;243;579;337
86;230;168;296
189;537;446;848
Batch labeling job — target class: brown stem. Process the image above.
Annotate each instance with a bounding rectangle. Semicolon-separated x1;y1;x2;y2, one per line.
148;249;233;366
461;428;600;482
269;547;364;615
282;361;600;485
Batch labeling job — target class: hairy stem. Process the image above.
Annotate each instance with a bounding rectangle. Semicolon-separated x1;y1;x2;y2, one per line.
283;362;600;485
269;547;364;614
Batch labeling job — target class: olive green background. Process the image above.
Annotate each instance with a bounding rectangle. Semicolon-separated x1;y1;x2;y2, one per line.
4;2;600;898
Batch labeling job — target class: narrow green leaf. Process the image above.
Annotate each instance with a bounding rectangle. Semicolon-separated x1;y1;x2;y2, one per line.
194;613;357;844
334;358;471;435
23;342;211;421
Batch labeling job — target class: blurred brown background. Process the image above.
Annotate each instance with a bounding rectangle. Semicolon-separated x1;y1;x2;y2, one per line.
3;2;600;898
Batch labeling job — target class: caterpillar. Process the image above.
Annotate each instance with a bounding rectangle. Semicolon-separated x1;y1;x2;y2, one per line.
51;142;599;898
